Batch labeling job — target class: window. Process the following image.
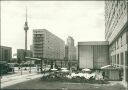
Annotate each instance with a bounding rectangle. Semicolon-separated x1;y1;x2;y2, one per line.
117;54;119;65
117;40;119;49
121;53;124;65
127;32;128;44
121;36;123;47
114;55;116;65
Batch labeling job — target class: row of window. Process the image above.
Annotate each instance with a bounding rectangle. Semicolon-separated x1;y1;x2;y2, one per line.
110;34;125;52
105;0;127;38
33;34;44;37
110;53;124;65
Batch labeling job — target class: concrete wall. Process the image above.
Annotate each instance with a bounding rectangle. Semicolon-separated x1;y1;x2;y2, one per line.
93;45;109;69
78;42;109;69
109;70;120;80
79;45;93;69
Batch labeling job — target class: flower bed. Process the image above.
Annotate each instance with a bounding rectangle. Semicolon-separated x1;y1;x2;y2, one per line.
40;71;109;84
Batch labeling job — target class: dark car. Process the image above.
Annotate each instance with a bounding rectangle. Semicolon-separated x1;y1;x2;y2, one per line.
0;62;14;75
7;63;15;73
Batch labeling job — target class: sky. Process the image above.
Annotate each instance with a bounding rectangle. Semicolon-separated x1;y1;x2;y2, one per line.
1;1;105;55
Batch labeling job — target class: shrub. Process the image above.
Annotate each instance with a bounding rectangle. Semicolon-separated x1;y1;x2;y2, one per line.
40;71;109;84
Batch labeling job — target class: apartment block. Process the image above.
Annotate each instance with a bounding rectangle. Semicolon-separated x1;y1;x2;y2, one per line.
33;29;65;61
105;0;128;86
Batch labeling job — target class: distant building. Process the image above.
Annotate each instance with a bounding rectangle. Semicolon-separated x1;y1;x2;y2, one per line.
76;45;78;61
0;46;12;62
65;36;77;69
65;36;76;61
78;41;109;69
65;45;68;60
30;45;34;56
33;29;65;63
105;0;128;86
17;49;33;61
67;36;74;46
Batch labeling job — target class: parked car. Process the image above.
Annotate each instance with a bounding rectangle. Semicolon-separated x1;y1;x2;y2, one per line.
0;62;15;75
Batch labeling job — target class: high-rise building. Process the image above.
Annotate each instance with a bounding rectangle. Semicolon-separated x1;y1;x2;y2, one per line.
0;46;12;62
65;36;77;69
105;0;128;86
65;36;76;61
33;29;65;61
78;41;109;69
67;36;74;46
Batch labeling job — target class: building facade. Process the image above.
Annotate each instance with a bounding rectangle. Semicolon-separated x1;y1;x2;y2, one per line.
65;45;68;60
0;46;12;62
65;36;76;61
78;41;109;69
17;49;33;61
33;29;65;62
65;36;78;69
105;0;128;86
30;45;34;57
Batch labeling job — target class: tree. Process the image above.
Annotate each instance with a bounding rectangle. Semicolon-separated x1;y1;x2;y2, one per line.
17;58;21;65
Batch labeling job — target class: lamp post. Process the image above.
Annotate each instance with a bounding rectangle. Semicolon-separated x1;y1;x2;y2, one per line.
29;58;31;73
0;21;2;88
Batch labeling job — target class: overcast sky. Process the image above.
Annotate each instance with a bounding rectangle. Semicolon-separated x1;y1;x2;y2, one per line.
1;1;105;55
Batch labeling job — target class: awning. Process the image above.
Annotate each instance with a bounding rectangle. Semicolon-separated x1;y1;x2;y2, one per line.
101;65;121;70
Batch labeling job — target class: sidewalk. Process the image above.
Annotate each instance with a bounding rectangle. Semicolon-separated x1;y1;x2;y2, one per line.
1;68;42;88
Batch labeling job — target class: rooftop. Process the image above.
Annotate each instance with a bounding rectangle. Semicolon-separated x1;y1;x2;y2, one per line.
78;41;109;45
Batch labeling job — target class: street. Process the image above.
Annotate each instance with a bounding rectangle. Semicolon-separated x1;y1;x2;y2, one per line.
3;78;126;90
1;67;42;88
1;67;127;90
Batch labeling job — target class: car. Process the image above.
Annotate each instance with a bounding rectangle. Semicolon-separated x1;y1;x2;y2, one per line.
0;62;14;75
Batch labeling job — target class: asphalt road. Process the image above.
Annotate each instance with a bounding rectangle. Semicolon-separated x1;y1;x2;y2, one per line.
3;78;126;90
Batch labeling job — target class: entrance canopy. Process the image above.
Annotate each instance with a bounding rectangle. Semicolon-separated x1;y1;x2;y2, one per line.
101;65;121;70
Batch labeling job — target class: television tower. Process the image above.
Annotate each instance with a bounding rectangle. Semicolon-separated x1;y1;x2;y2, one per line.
20;7;29;75
24;7;29;52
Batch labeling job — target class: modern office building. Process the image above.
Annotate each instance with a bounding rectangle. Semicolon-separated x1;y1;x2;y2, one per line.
78;41;109;69
33;29;65;62
67;36;74;46
17;49;33;61
65;36;77;69
0;46;12;62
105;0;128;86
65;36;76;61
